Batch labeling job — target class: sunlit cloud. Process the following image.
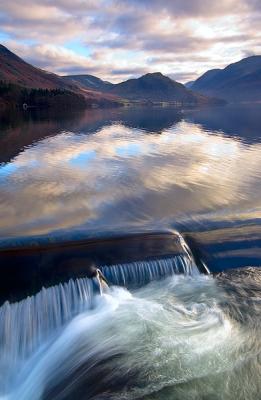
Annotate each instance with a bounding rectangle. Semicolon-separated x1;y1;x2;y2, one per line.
0;0;260;82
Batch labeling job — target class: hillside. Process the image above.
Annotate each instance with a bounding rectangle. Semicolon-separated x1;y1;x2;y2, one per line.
108;72;222;105
0;44;225;108
0;45;121;109
0;44;73;90
184;81;195;88
65;71;223;105
63;74;113;92
191;56;261;102
189;69;221;91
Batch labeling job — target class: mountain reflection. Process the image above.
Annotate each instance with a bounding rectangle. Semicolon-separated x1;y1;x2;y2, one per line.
185;104;261;142
0;109;260;257
0;107;182;164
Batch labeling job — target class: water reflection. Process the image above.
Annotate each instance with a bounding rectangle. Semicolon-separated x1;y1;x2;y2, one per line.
185;104;261;143
0;108;182;164
0;106;260;270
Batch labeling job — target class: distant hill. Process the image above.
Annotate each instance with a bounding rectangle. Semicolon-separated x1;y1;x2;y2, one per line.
0;44;122;109
65;72;223;105
189;69;221;91
184;81;195;89
63;74;113;92
191;56;261;102
0;44;225;109
108;72;222;105
0;44;72;90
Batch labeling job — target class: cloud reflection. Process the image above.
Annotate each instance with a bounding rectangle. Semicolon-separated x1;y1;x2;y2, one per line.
0;120;260;242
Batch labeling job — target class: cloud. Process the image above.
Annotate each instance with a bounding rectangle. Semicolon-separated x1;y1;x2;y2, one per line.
110;67;149;77
118;0;260;18
0;0;260;82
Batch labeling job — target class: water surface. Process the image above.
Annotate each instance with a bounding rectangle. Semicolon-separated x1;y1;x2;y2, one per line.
0;269;260;400
0;105;260;270
0;105;260;399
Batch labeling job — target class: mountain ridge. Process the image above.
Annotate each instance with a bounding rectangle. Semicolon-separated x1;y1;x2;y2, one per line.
191;56;261;102
0;44;236;108
0;44;72;90
0;44;122;109
63;71;223;105
63;74;114;92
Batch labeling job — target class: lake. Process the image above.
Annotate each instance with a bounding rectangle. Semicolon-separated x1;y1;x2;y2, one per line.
0;104;260;399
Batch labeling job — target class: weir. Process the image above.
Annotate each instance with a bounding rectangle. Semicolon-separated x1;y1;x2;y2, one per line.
0;277;95;365
100;254;198;287
0;233;207;396
0;251;198;372
0;232;208;305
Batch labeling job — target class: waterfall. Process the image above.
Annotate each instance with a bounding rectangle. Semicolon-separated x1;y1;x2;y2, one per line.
100;253;198;287
0;250;199;395
0;277;95;381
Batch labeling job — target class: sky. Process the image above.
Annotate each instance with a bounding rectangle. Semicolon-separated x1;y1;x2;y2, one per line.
0;0;260;83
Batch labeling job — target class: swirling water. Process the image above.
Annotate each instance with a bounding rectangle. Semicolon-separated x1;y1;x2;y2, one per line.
0;268;260;400
0;253;197;394
0;105;260;399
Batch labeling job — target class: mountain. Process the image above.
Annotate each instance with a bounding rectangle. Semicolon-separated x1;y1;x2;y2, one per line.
184;80;195;89
191;56;261;102
189;69;221;91
0;44;121;109
0;44;73;90
65;71;222;105
107;72;222;105
63;74;113;92
0;44;224;109
63;72;224;105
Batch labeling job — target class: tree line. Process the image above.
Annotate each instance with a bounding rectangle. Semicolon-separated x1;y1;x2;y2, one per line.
0;81;87;110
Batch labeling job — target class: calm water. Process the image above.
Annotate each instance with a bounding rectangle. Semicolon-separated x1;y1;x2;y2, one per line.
0;105;260;399
0;105;260;270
